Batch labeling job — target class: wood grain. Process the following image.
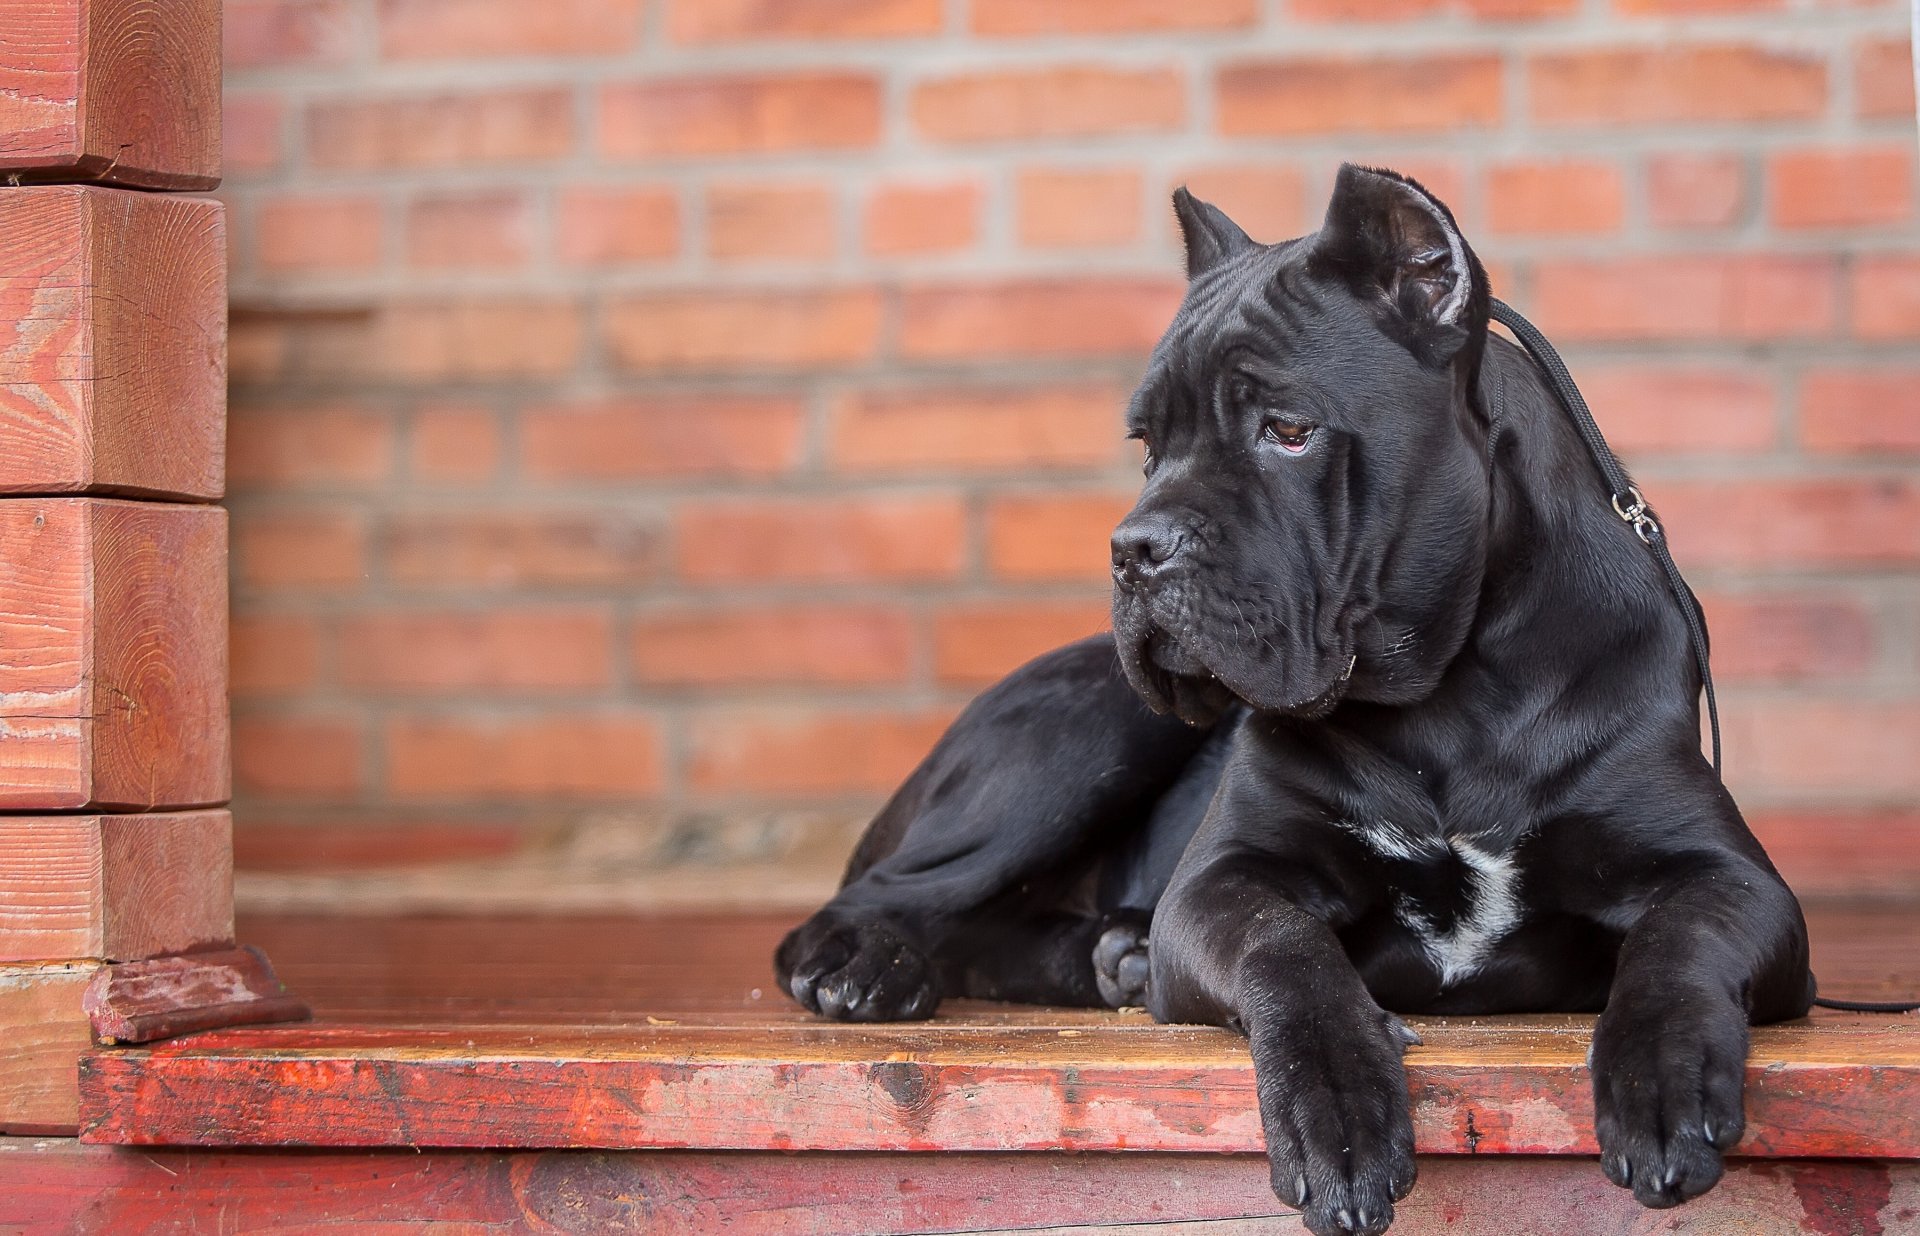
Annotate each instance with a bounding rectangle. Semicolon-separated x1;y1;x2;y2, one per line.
84;946;308;1045
0;0;221;189
76;906;1920;1157
2;1139;1915;1235
0;498;230;810
0;962;95;1134
0;811;232;963
0;186;225;498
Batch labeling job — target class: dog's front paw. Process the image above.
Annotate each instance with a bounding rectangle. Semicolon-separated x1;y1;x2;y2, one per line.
1591;994;1747;1209
1092;909;1152;1008
774;913;939;1022
1253;1005;1420;1236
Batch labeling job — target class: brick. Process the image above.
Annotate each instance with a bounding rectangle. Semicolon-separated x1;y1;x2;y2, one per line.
410;405;501;484
898;278;1182;361
255;194;383;273
1857;36;1916;119
1646;153;1746;229
829;384;1124;473
235;510;368;593
1657;477;1920;568
600;74;880;159
225;0;355;68
1801;370;1920;452
1578;366;1776;454
230;614;323;698
378;298;583;381
308;89;573;169
674;496;967;584
339;609;612;692
1528;46;1826;125
234;820;532;873
1218;54;1503;136
385;714;665;799
972;0;1257;33
405;191;535;269
379;0;643;57
234;715;364;799
913;67;1185;143
604;289;882;372
1285;0;1441;19
1851;257;1920;339
229;406;396;491
1724;700;1920;798
555;187;680;265
1696;592;1873;683
687;708;956;796
1530;256;1836;341
1748;810;1920;899
382;513;657;590
933;601;1112;685
985;492;1135;581
707;183;837;262
667;0;941;41
1612;0;1781;11
1017;168;1142;249
631;605;915;687
523;397;806;481
1485;160;1625;235
224;94;284;176
1771;145;1914;229
1173;165;1309;244
865;181;981;256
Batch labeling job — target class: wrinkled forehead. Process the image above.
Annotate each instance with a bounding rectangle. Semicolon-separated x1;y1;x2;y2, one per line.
1143;238;1355;383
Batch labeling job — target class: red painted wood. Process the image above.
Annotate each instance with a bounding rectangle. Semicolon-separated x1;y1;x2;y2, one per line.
83;947;309;1044
76;908;1920;1157
5;1137;1918;1235
0;0;221;189
76;1012;1920;1157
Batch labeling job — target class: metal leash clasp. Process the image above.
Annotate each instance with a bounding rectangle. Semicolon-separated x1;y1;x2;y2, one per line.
1610;486;1661;544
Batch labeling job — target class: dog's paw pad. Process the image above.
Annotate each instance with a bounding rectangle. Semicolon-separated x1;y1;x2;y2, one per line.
1093;914;1151;1009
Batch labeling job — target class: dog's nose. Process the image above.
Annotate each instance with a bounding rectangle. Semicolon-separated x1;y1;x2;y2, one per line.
1111;512;1185;586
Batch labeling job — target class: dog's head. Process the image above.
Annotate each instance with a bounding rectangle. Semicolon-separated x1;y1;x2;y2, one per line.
1112;164;1495;725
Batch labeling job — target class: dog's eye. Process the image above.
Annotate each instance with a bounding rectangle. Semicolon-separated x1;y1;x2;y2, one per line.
1127;430;1157;475
1261;420;1316;453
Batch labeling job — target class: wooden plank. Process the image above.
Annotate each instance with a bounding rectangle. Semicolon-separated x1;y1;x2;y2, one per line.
75;1010;1920;1157
4;1140;1917;1236
0;186;225;499
0;0;221;189
84;946;308;1044
0;811;232;963
0;498;230;811
0;962;95;1134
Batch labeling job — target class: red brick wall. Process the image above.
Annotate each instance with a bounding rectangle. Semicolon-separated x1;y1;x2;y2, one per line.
221;0;1920;908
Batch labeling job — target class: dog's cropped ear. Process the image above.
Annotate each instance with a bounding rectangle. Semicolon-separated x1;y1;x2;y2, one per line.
1308;164;1488;365
1172;187;1253;279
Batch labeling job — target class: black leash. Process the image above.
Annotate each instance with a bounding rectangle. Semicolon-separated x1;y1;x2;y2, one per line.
1487;299;1721;775
1488;299;1918;1015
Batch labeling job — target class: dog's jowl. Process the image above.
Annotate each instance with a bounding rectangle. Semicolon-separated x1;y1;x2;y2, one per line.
777;164;1814;1236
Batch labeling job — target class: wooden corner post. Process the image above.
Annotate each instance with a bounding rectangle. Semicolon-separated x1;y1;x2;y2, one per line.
1;0;304;1136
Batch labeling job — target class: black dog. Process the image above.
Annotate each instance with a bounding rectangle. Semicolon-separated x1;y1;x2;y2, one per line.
777;164;1814;1236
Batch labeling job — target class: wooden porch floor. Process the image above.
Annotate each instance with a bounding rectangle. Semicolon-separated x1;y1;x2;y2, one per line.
75;903;1920;1157
1;903;1915;1233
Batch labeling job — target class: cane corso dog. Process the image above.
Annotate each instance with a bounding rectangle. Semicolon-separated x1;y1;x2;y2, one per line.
776;164;1814;1235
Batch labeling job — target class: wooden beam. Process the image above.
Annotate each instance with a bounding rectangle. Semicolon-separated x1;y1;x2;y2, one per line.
0;186;225;499
0;963;94;1133
0;812;232;963
4;1139;1916;1235
75;1012;1920;1158
0;0;221;190
0;498;229;811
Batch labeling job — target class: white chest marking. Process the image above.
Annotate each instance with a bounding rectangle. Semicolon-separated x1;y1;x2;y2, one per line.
1334;820;1524;987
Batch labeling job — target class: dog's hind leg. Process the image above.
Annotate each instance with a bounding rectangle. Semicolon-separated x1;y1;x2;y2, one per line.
775;635;1214;1022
